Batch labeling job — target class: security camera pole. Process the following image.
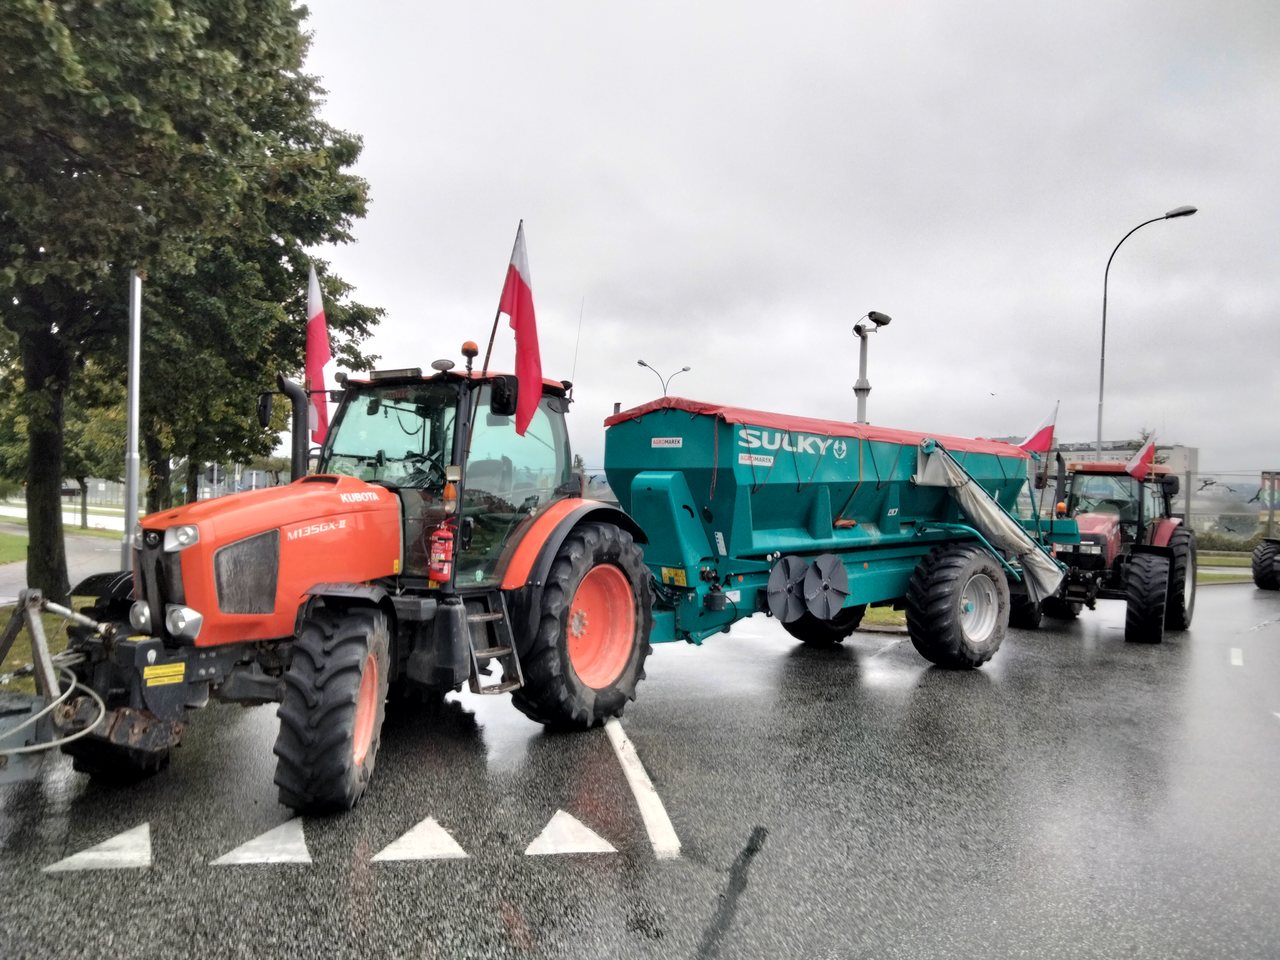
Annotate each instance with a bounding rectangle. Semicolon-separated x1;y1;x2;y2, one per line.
853;311;892;424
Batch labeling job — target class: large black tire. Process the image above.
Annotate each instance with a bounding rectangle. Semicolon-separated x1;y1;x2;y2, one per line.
1166;527;1196;631
905;543;1010;669
511;522;653;729
1008;594;1042;630
1124;553;1169;644
782;605;867;646
1041;596;1082;620
1252;541;1280;591
273;607;390;813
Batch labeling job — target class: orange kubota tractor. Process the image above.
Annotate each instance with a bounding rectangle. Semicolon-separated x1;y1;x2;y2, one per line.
62;344;653;812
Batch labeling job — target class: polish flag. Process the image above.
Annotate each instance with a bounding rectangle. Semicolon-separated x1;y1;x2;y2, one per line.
1126;435;1157;480
305;264;332;444
497;222;541;436
1018;403;1058;455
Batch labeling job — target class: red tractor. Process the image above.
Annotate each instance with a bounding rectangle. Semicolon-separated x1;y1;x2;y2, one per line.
1032;460;1195;643
61;344;653;812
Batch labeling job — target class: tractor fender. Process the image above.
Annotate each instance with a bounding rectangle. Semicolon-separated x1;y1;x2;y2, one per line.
70;570;134;603
298;582;397;634
1147;517;1183;548
498;499;647;654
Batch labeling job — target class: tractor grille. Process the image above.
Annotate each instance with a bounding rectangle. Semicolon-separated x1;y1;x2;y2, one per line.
214;531;280;614
135;530;185;634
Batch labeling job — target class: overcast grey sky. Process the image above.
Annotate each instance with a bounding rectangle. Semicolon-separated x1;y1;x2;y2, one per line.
300;0;1279;471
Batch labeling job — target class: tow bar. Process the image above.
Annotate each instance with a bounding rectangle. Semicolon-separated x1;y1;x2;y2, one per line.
0;589;111;783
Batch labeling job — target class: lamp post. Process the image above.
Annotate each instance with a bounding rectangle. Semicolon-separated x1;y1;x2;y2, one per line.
637;359;690;396
1096;205;1196;458
853;311;892;424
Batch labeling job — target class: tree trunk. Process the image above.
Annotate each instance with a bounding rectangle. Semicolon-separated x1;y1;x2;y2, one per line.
77;477;88;529
186;458;200;504
144;434;173;513
21;327;71;603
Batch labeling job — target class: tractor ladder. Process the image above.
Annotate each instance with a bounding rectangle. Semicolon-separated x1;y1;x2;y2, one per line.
464;591;525;695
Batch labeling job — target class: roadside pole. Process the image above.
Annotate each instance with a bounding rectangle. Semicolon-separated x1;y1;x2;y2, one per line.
121;271;142;569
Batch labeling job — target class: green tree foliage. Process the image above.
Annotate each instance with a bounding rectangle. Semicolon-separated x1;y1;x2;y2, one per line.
0;1;379;599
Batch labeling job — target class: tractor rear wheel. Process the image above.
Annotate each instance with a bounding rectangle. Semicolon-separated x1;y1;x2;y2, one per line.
1252;541;1280;590
273;606;390;813
1124;553;1169;644
905;543;1009;669
1166;527;1196;630
1041;597;1082;620
512;522;653;729
782;605;867;645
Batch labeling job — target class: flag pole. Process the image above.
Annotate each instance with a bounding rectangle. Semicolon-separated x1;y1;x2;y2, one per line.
481;220;523;377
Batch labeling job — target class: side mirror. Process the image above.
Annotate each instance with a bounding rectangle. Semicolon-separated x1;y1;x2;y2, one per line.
256;392;273;429
490;376;519;417
1161;474;1180;496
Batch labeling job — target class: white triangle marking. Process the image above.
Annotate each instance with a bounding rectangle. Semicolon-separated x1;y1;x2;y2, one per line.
43;823;151;872
524;810;616;856
372;818;468;862
211;819;311;865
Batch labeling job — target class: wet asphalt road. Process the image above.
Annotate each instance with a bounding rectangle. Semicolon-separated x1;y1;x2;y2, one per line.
2;584;1279;960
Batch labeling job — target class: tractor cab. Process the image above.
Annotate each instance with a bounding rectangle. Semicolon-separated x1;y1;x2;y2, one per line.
1062;463;1178;565
318;355;573;588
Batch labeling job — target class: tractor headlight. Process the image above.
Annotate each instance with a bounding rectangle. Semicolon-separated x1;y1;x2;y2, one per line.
1076;542;1102;554
164;605;203;640
133;521;144;551
129;601;152;632
164;525;200;552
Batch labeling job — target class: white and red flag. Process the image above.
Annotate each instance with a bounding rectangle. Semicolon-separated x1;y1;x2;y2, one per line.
1018;403;1058;455
1126;435;1157;480
305;263;332;444
496;222;542;436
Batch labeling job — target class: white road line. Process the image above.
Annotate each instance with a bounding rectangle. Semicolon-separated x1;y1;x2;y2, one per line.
43;823;151;872
372;817;468;861
525;810;615;855
1230;648;1244;667
605;717;681;860
211;819;311;865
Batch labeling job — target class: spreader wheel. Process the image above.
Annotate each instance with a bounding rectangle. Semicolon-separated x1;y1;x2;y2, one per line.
512;522;653;729
782;605;867;646
905;543;1009;669
273;606;390;813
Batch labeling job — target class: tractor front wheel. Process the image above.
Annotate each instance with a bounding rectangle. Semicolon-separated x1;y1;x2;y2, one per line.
1252;541;1280;591
512;522;653;729
782;605;867;646
1166;527;1196;631
1124;553;1169;644
273;606;390;813
905;544;1009;669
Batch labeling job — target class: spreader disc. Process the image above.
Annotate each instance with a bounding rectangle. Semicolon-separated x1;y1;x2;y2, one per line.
803;553;850;621
766;556;809;624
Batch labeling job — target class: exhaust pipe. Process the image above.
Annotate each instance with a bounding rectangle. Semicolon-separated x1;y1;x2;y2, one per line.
277;374;309;481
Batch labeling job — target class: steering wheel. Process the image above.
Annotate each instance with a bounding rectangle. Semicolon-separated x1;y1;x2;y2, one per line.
1096;498;1131;514
402;452;446;489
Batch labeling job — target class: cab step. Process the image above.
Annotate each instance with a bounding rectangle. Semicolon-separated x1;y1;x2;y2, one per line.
465;593;525;695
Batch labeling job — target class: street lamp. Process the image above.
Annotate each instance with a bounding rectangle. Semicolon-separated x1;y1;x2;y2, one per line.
853;311;892;424
1096;205;1197;457
637;359;691;397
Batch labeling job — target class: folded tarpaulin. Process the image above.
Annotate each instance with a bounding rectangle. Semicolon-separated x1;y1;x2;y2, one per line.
914;440;1065;603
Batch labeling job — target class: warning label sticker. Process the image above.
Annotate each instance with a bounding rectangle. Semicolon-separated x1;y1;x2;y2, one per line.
660;567;688;587
143;662;186;687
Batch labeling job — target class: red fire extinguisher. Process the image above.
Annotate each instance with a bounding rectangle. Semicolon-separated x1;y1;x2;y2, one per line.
428;524;454;583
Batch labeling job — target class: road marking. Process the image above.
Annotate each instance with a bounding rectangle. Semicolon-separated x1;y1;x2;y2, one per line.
43;823;150;872
525;810;615;855
605;717;681;860
211;819;311;865
372;818;468;861
1230;648;1244;666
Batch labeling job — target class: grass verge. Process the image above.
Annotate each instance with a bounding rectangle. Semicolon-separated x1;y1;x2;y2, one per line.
1198;551;1251;568
861;605;906;628
1197;571;1252;585
0;531;26;565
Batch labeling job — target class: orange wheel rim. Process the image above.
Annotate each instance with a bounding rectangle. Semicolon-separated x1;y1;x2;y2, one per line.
353;653;378;766
567;565;634;688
